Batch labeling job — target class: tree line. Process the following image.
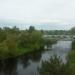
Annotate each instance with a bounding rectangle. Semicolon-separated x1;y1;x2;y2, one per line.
42;27;75;35
0;26;44;59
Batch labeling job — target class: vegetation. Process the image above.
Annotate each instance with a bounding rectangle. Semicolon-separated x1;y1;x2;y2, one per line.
44;38;57;46
0;26;44;59
39;26;75;75
70;27;75;35
0;26;75;74
39;55;75;75
68;40;75;74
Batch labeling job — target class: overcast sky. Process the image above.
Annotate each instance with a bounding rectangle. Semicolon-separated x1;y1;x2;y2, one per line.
0;0;75;30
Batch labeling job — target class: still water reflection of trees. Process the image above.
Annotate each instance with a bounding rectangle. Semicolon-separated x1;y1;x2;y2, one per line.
0;51;42;75
0;58;17;75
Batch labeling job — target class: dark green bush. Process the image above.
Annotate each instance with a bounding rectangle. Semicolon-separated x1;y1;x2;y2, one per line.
39;55;74;75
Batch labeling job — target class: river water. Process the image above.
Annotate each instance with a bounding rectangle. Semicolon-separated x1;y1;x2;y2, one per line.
0;41;72;75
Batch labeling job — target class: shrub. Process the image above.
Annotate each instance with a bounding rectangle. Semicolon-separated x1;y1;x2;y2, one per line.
39;55;74;75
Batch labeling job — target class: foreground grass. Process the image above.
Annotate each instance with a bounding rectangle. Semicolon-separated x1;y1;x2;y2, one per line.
68;50;75;63
68;50;75;74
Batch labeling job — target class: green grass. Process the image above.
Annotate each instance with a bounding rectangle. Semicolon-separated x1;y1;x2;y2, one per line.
68;50;75;63
68;50;75;74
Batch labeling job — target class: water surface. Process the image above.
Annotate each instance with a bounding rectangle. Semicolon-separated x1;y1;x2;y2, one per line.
0;41;72;75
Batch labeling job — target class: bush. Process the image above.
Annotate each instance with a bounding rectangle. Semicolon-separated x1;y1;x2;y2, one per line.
39;55;74;75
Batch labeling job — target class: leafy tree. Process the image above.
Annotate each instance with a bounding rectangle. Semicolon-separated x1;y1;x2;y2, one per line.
6;34;18;56
70;27;75;35
18;31;29;48
0;28;6;43
0;41;9;59
28;30;43;50
0;26;44;59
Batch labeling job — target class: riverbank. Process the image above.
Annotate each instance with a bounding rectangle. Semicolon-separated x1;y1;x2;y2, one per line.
0;47;44;60
67;41;75;74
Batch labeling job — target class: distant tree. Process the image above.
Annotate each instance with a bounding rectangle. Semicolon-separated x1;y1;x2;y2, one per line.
0;28;6;43
41;30;44;34
11;26;19;34
29;26;35;33
70;27;75;35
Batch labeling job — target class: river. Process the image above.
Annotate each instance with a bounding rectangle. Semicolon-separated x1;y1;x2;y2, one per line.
0;41;72;75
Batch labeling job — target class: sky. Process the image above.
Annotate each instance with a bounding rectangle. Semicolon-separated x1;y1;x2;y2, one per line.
0;0;75;30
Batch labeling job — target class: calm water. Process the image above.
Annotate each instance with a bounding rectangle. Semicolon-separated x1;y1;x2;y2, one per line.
0;41;72;75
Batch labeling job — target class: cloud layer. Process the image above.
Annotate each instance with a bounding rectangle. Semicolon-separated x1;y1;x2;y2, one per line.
0;0;75;29
0;0;75;23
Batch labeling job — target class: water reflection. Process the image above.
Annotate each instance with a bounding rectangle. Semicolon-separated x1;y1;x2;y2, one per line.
0;58;17;75
0;41;72;75
18;51;42;69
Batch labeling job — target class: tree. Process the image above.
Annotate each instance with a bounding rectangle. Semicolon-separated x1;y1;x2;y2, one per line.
6;34;18;56
0;28;6;43
28;30;43;50
18;31;29;48
29;26;35;33
0;41;9;59
70;27;75;35
0;26;44;59
18;30;44;50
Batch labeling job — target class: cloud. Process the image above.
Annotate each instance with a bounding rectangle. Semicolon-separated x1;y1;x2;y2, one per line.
0;0;75;29
0;0;75;23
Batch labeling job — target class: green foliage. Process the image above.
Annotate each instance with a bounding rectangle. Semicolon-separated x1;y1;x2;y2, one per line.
6;35;19;56
67;40;75;74
18;30;44;50
70;27;75;35
72;41;75;49
28;31;43;50
68;51;75;74
29;26;35;33
0;41;9;59
0;26;44;59
0;29;6;43
0;34;19;59
68;50;75;64
44;38;57;46
18;31;29;48
39;56;74;75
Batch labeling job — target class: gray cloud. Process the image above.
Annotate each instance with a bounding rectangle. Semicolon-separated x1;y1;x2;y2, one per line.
0;0;75;29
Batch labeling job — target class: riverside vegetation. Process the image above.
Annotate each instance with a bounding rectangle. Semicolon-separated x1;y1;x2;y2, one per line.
39;42;75;75
39;27;75;75
0;26;75;75
0;26;44;59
